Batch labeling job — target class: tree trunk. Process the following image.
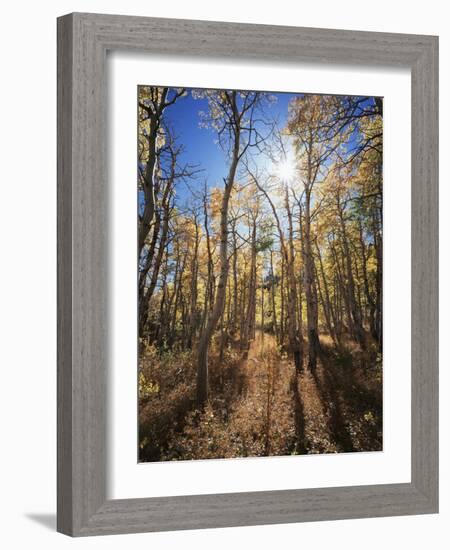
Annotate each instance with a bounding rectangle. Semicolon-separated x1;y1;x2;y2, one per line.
196;113;240;406
232;220;239;336
139;194;172;333
358;219;376;339
301;189;320;371
315;240;340;346
270;249;279;343
242;220;257;353
338;202;365;349
283;187;303;372
187;218;200;348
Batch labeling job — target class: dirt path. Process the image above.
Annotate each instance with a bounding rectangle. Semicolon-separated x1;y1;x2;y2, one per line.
232;331;338;455
234;332;307;454
232;331;381;456
224;331;299;456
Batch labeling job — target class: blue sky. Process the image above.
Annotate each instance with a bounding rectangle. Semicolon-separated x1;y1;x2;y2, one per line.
139;88;378;215
160;89;294;203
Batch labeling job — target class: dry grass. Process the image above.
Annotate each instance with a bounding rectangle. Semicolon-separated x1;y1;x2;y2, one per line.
139;331;382;462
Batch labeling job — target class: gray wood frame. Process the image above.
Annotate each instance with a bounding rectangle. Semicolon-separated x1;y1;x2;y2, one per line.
57;12;438;537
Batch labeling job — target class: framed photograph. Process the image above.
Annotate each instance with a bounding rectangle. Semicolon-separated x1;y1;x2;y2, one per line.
57;13;438;536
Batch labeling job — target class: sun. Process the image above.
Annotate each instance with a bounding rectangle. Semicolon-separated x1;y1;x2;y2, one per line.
275;157;296;182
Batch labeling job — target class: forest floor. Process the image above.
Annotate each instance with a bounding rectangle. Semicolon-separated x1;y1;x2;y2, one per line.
139;331;382;461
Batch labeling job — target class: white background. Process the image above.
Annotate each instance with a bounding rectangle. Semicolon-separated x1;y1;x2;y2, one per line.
0;1;447;549
109;54;411;499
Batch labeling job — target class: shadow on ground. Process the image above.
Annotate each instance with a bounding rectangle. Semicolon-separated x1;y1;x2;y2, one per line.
25;513;56;531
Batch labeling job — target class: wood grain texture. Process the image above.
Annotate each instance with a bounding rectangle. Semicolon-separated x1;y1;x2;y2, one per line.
410;36;439;506
57;12;439;536
57;13;74;535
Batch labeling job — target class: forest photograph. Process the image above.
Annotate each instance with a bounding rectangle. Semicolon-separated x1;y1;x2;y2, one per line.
138;85;383;462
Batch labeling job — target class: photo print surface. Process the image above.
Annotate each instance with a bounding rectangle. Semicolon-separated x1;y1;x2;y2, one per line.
138;86;383;462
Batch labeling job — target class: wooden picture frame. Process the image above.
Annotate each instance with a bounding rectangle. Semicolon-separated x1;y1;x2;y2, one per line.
57;12;438;536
